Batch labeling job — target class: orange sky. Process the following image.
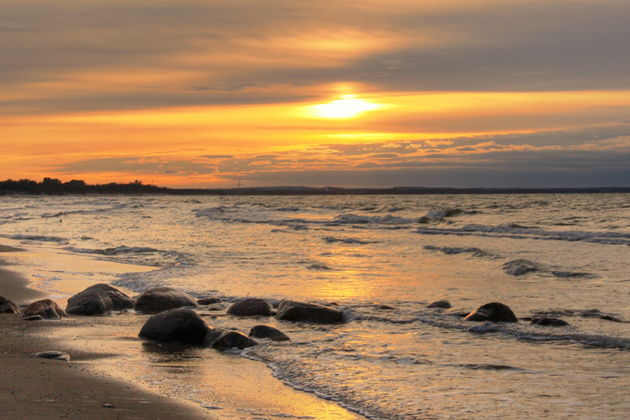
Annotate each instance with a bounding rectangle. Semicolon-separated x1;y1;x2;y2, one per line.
2;1;630;187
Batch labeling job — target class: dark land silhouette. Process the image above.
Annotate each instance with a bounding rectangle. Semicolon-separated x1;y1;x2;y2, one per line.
1;178;628;195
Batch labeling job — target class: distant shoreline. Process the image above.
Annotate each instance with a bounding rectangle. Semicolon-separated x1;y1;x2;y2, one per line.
1;178;629;196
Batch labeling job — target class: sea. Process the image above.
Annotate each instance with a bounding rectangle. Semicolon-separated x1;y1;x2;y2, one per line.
1;193;629;419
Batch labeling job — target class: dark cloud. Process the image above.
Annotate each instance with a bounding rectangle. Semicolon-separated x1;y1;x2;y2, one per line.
2;1;630;113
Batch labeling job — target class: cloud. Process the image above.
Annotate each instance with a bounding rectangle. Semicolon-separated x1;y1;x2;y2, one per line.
2;1;630;114
50;123;630;187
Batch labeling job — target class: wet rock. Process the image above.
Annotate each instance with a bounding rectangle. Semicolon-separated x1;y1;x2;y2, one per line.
275;300;344;324
465;302;518;323
35;351;70;361
377;304;394;310
134;287;199;314
427;299;452;309
197;297;222;305
79;283;134;310
139;308;209;345
502;259;542;276
249;325;290;341
0;296;19;314
67;288;113;316
205;329;258;350
21;299;66;320
531;317;569;327
227;298;272;317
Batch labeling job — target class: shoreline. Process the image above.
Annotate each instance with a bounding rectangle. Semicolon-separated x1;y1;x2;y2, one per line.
0;244;364;419
0;246;211;419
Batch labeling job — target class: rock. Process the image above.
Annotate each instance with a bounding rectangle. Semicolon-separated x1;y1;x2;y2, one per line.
205;329;258;350
67;284;134;315
0;296;19;314
249;325;290;341
134;287;199;314
197;297;222;305
21;299;66;320
80;283;134;310
67;290;112;316
377;304;394;310
502;259;542;276
531;317;569;327
227;298;272;317
275;300;344;324
139;308;210;345
465;302;518;323
35;351;70;361
427;299;452;309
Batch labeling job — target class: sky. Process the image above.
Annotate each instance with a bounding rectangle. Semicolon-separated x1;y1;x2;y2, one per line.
1;0;630;188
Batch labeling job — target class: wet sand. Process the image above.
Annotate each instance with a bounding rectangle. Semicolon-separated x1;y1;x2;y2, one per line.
0;245;363;419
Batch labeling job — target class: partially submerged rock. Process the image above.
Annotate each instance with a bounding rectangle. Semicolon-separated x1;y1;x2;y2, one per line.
465;302;517;323
139;308;209;345
427;299;452;309
275;300;344;324
21;299;66;320
249;325;290;341
205;329;258;350
227;298;272;317
0;296;19;314
35;351;70;361
134;287;199;314
502;259;542;276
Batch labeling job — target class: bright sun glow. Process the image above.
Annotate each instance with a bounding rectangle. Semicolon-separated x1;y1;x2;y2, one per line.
310;95;382;119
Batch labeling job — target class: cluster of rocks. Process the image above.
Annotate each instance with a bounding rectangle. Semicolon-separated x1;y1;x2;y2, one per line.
427;299;571;328
0;284;347;352
11;282;626;353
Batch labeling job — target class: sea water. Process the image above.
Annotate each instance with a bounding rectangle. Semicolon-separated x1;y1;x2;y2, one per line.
1;194;629;419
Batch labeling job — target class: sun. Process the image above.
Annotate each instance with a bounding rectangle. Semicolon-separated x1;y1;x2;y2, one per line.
310;95;382;119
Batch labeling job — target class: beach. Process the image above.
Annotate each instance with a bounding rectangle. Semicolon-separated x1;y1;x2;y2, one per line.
0;246;363;420
0;194;628;419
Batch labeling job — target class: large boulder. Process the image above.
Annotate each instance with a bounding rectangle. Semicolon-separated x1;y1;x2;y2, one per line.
21;299;66;320
0;296;19;314
67;284;134;315
249;325;290;341
205;329;258;350
134;287;199;314
275;300;344;324
465;302;517;323
139;308;209;345
227;298;272;317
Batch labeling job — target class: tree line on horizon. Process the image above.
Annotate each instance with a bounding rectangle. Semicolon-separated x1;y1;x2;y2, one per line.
0;177;170;195
1;177;628;195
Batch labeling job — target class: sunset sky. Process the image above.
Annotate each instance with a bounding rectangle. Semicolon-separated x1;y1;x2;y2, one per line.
2;0;629;187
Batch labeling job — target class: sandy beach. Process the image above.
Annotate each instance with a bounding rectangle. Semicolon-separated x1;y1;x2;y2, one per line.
0;245;363;419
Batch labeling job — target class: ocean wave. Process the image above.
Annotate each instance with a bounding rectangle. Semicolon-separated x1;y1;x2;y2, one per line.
424;245;490;257
7;234;69;244
65;245;194;266
333;214;414;225
416;224;630;245
323;236;377;245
